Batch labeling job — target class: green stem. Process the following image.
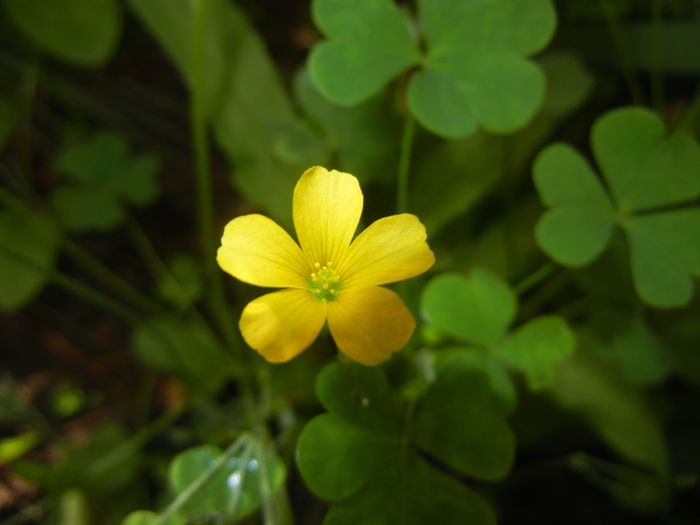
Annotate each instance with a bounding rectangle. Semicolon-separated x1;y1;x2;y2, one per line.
154;434;249;525
17;52;39;197
514;262;557;295
62;239;163;315
189;0;240;353
126;214;197;313
0;243;138;323
396;114;415;214
0;186;163;315
650;0;664;110
600;0;644;105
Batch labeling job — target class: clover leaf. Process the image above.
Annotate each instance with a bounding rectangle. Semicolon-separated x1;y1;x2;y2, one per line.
308;0;556;137
421;269;575;390
533;106;700;307
297;362;503;524
4;0;122;67
0;207;60;311
51;131;161;232
308;0;420;106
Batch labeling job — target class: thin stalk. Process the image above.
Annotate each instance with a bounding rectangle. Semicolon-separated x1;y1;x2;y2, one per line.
650;0;664;110
396;114;415;214
227;439;256;518
154;434;249;525
0;185;163;315
0;244;138;323
125;214;198;314
62;239;163;315
189;0;240;353
599;0;644;104
514;262;557;295
17;52;39;197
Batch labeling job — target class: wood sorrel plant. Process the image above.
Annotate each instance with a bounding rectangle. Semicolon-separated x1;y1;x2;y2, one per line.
0;0;698;524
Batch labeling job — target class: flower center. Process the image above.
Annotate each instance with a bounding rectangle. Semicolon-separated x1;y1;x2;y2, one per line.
308;261;342;302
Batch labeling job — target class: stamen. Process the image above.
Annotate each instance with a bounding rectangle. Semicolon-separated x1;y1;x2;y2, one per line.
307;261;342;301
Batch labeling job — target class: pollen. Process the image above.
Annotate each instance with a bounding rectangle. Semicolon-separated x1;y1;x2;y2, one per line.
308;262;342;301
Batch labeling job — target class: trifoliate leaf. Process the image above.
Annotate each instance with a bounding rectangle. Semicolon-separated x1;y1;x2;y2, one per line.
316;362;400;433
307;0;556;138
604;316;673;385
296;363;499;523
494;315;575;389
51;185;125;233
52;131;161;231
411;363;515;480
308;0;420;106
421;269;517;346
296;414;400;501
0;208;60;311
408;0;556;136
533;143;615;266
435;348;518;415
324;453;496;525
4;0;122;67
533;106;700;307
592;107;700;212
625;209;700;308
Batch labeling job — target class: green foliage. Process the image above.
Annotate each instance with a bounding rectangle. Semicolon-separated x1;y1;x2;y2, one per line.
294;69;401;184
51;132;161;232
14;422;140;494
550;350;668;478
412;358;515;479
297;362;503;523
129;0;328;223
132;317;233;395
2;1;699;523
410;52;594;235
169;442;285;521
156;254;204;310
534;106;700;307
308;0;419;106
422;269;575;390
309;0;556;137
0;207;60;310
4;0;122;67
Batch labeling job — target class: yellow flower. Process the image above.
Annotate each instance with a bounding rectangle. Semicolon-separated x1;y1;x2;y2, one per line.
216;166;435;365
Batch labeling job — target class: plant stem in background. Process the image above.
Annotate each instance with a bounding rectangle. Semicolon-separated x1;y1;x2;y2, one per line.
0;185;163;315
63;239;163;315
155;434;249;525
0;244;139;323
599;0;644;105
396;114;415;214
650;0;664;110
189;0;240;353
515;262;557;295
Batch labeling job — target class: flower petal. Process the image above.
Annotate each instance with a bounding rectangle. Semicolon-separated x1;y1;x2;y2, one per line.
240;289;327;363
217;214;308;288
338;214;435;288
328;286;414;365
293;166;363;267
